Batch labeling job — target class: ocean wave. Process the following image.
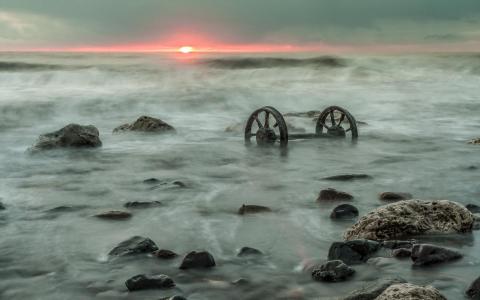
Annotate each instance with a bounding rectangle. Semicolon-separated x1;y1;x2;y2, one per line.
0;61;88;72
201;56;346;69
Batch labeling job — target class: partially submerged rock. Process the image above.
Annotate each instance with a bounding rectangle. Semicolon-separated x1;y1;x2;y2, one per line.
94;211;132;220
32;124;102;150
466;276;480;299
317;188;354;201
153;249;178;259
124;201;162;209
322;174;372;181
342;277;406;300
379;192;413;202
375;283;447;300
392;248;412;258
237;247;263;257
0;202;5;210
109;236;158;256
411;244;462;267
466;204;480;214
467;138;480;145
238;204;272;215
114;116;175;133
159;296;187;300
125;274;175;291
311;260;355;282
328;239;381;265
179;251;216;269
344;200;474;241
382;240;416;250
330;204;359;219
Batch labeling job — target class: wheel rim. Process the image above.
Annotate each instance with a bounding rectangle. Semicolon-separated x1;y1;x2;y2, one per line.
245;106;288;147
315;106;358;140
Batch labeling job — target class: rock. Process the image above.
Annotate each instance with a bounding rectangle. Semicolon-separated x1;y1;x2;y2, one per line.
94;211;132;220
375;283;447;300
237;247;263;257
322;174;372;181
379;192;413;202
109;236;158;256
153;249;178;259
474;215;480;230
125;274;175;291
232;278;250;285
0;202;5;210
466;276;480;299
159;296;187;300
143;178;161;184
342;277;406;300
330;204;359;219
311;260;355;282
317;188;354;201
179;251;216;269
124;201;162;209
392;248;412;258
238;204;272;215
32;124;102;150
382;240;416;249
411;244;462;266
344;200;474;241
113;116;175;133
468;138;480;145
328;239;381;265
466;204;480;213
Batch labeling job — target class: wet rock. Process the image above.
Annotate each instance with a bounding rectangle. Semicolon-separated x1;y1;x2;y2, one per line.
342;277;406;300
237;247;263;257
468;138;480;145
466;276;480;299
125;274;175;291
330;204;359;219
317;188;354;201
32;124;102;150
153;249;178;259
311;260;355;282
0;202;5;210
124;201;162;209
382;240;416;250
94;211;132;220
344;200;474;241
379;192;413;202
322;174;372;181
474;215;480;230
411;244;462;266
159;296;187;300
109;236;158;256
114;116;175;133
376;283;447;300
466;204;480;213
328;239;381;265
143;178;161;184
392;248;412;258
238;204;272;215
179;251;216;269
232;278;250;285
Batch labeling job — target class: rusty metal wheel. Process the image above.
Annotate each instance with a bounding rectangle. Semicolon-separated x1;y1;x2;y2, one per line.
316;106;358;140
245;106;288;147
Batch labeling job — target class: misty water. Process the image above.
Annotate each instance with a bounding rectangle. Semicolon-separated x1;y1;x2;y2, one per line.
0;52;479;299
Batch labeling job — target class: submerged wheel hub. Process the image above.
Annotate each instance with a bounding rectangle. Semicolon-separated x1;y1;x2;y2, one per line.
256;128;277;145
327;125;346;137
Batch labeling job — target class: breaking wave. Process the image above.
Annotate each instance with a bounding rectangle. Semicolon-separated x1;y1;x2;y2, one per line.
201;56;347;69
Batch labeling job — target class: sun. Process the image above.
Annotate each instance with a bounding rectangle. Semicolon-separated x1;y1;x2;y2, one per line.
179;46;194;54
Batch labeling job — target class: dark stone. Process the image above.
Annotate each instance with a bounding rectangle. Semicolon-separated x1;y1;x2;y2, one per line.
159;297;187;300
173;181;187;188
466;276;480;299
114;116;175;133
330;204;359;219
411;244;462;266
153;249;178;259
328;239;381;265
379;192;413;202
382;240;416;250
124;201;162;209
311;260;355;282
125;274;175;291
466;204;480;213
392;248;412;258
0;202;5;210
343;277;406;300
232;278;250;285
94;211;132;220
474;216;480;231
109;236;158;256
322;174;372;181
237;247;263;257
32;124;102;150
238;204;272;215
317;188;354;201
179;251;216;269
143;178;161;184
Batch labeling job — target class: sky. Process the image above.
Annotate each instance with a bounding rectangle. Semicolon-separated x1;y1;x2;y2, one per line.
1;0;480;52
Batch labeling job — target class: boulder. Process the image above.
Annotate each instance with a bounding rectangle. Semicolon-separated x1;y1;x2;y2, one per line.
124;201;162;209
109;236;158;256
94;211;132;220
311;260;355;282
159;297;187;300
342;277;406;300
328;239;381;265
468;138;480;145
125;274;175;291
379;192;413;202
466;204;480;214
375;283;447;300
382;240;416;250
113;116;175;133
317;188;354;201
411;244;462;266
238;204;272;215
237;247;263;257
32;124;101;150
392;248;412;258
330;204;359;219
344;200;474;241
322;174;372;181
466;276;480;299
153;249;178;259
179;251;216;269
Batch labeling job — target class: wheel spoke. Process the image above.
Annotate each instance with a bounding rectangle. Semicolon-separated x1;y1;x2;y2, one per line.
254;115;263;128
337;113;345;126
330;111;336;126
319;121;331;130
264;111;270;128
273;122;279;128
345;127;352;132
